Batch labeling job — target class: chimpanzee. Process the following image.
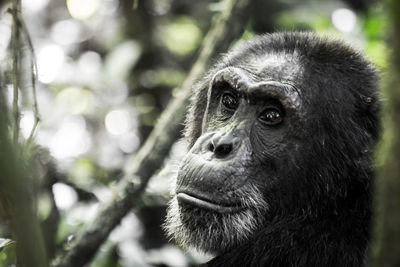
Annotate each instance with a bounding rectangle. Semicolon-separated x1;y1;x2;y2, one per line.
165;32;379;266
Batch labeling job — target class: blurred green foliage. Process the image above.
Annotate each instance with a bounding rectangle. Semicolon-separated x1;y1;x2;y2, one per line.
162;16;202;56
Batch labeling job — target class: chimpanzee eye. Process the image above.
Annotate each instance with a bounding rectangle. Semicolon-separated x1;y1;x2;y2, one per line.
259;108;283;125
221;93;238;110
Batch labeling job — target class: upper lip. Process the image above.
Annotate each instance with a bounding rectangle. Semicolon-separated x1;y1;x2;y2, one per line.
176;192;243;213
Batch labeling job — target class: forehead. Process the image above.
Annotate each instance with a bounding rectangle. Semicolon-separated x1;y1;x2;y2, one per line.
230;52;304;83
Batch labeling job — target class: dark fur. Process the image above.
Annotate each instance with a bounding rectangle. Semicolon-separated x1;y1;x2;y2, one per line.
166;32;379;267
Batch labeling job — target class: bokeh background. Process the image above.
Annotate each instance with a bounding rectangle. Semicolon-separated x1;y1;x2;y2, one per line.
0;0;387;266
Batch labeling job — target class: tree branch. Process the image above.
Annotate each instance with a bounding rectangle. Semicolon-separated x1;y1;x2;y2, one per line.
20;18;40;146
51;0;251;266
10;0;22;148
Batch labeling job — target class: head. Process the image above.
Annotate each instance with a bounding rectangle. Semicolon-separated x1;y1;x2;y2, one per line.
165;32;379;253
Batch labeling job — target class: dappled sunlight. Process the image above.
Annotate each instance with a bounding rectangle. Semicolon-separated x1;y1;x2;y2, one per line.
105;109;135;135
37;44;66;84
22;0;49;13
52;183;78;210
66;0;100;20
331;8;357;33
48;116;91;159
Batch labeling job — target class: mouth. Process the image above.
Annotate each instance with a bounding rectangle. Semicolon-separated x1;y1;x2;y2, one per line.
176;192;243;213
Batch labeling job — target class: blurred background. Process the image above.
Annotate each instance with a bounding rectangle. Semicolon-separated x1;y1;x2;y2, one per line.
0;0;387;266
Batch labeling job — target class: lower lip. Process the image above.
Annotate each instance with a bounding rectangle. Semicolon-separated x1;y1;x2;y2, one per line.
177;192;243;213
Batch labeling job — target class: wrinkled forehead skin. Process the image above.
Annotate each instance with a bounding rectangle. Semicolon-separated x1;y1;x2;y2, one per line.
213;47;356;116
235;51;304;84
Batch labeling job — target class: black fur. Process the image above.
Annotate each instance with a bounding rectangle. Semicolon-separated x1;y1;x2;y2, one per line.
166;32;380;267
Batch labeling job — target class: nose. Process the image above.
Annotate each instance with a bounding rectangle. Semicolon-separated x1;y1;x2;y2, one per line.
207;132;241;159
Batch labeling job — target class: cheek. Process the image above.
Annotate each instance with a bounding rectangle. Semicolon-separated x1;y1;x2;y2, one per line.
250;126;283;163
251;121;302;158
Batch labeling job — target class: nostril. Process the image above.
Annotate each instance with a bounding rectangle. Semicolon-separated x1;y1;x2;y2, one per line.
204;133;240;159
207;143;215;152
215;143;233;157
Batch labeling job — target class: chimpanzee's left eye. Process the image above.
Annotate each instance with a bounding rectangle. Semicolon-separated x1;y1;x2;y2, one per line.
259;108;283;125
